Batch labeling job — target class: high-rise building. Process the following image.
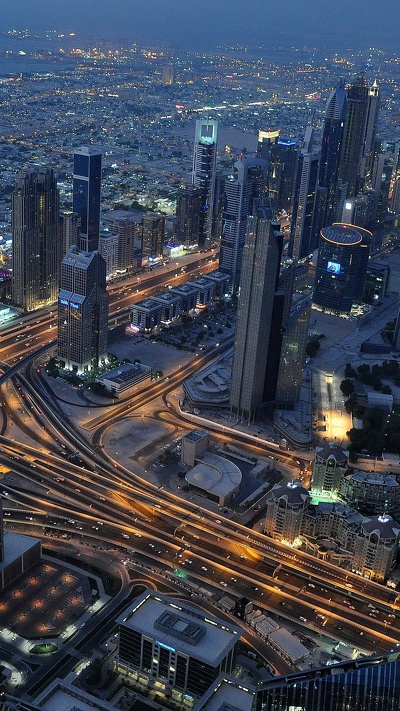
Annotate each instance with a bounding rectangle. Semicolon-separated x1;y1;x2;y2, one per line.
109;215;142;274
142;212;165;259
57;246;108;373
192;118;218;248
162;64;175;85
372;140;396;223
219;158;268;289
275;298;311;409
12;168;60;311
313;223;371;313
290;126;320;258
310;78;347;243
254;653;400;711
72;146;102;252
175;186;202;247
360;78;380;186
267;137;299;214
60;210;80;260
256;129;280;161
230;214;282;420
99;231;118;279
338;75;369;198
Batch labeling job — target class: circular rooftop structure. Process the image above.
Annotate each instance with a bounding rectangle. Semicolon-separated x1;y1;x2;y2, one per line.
321;223;365;246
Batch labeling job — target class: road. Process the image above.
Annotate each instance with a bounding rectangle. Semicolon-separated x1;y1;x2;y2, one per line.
0;258;399;688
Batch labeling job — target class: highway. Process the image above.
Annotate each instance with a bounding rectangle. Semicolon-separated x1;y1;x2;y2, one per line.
0;257;399;677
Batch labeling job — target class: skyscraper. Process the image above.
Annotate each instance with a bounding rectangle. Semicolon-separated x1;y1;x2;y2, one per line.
267;137;299;214
219;158;268;290
230;214;283;421
275;298;311;409
73;146;102;252
142;212;165;259
60;209;80;260
57;246;108;373
175;186;202;248
311;78;347;241
192;119;218;248
290;126;320;259
12;168;60;311
360;79;380;186
338;75;369;198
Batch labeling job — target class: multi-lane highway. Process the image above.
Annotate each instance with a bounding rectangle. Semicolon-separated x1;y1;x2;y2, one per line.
0;254;399;674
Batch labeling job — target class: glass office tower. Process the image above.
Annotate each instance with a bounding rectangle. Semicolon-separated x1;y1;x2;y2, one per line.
253;653;400;711
73;146;102;252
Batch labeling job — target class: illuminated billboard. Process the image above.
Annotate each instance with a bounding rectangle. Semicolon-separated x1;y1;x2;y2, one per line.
327;261;341;274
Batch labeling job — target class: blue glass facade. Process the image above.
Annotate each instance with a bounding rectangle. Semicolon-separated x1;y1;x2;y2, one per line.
73;147;102;252
254;653;400;711
313;223;371;313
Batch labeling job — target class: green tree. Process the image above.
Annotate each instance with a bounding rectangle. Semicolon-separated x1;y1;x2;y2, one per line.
306;339;320;358
340;379;355;397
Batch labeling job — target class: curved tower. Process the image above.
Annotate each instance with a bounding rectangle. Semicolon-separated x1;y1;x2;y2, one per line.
313;223;371;313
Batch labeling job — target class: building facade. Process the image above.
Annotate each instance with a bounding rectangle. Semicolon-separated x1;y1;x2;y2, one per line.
142;212;165;259
175;186;202;248
116;589;241;705
275;298;311;409
219;158;268;289
73;146;102;253
57;247;108;373
254;653;400;711
230;215;282;420
192;119;218;248
313;223;371;313
12;168;60;311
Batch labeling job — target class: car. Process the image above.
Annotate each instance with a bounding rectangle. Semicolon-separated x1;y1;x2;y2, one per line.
299;616;308;623
220;581;227;587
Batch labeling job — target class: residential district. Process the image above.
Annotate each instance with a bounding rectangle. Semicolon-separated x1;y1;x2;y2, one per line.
0;27;399;711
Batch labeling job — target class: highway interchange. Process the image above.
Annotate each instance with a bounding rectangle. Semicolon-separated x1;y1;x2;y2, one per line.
0;253;399;689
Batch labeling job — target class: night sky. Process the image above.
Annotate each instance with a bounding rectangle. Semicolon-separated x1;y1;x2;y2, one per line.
1;0;399;51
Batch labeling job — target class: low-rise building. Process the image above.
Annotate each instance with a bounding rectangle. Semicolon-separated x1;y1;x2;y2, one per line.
96;362;151;398
185;452;242;506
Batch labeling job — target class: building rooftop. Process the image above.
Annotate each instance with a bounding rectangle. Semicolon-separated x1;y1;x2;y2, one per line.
315;443;349;463
350;470;398;487
321;223;369;246
132;298;161;310
362;514;400;540
116;590;241;666
0;531;41;571
196;674;255;711
269;481;310;505
184;429;208;442
97;362;151;385
186;452;242;499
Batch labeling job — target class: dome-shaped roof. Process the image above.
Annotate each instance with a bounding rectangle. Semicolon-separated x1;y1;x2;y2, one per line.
315;443;348;464
362;515;400;540
271;481;310;505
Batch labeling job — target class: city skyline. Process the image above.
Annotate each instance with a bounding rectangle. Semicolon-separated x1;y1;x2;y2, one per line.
1;7;400;708
0;0;399;52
